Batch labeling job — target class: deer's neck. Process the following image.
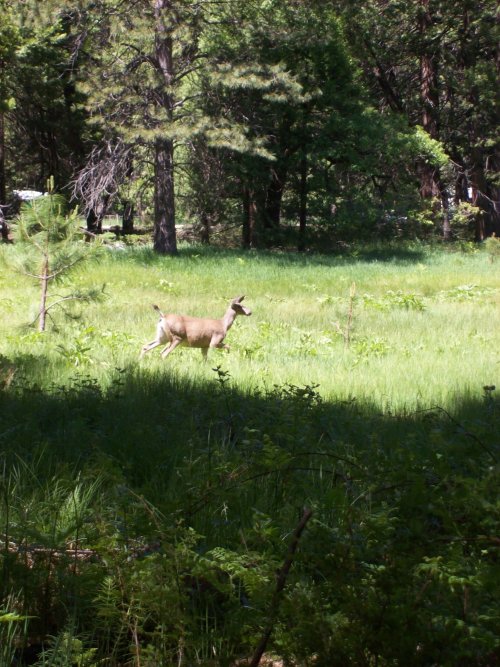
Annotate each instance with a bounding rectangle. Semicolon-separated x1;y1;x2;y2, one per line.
222;308;237;332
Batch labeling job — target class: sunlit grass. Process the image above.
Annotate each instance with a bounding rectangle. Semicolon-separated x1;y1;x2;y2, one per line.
1;242;499;665
1;242;498;411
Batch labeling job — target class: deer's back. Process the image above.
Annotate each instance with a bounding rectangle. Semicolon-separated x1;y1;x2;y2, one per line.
162;315;223;348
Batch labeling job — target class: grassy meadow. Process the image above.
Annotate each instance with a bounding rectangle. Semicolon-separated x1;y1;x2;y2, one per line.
1;242;498;410
0;241;499;666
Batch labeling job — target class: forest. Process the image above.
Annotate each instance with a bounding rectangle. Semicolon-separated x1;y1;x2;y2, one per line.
0;0;498;249
0;2;499;666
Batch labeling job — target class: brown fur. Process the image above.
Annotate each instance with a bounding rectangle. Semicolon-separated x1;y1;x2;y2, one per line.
140;296;252;360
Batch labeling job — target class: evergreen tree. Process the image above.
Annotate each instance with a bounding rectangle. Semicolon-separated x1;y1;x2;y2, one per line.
77;0;215;254
1;1;87;195
2;183;101;331
190;0;439;247
339;0;499;239
0;1;19;206
190;0;345;248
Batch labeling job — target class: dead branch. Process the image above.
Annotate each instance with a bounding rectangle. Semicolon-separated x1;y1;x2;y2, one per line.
71;138;133;216
249;508;313;667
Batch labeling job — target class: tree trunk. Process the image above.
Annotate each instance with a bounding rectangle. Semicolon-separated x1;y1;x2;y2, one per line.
0;110;5;206
440;182;451;241
39;256;49;332
470;148;500;240
469;143;486;244
365;39;404;113
0;107;8;243
122;200;134;234
153;137;177;254
298;155;307;252
86;208;102;235
86;193;109;235
483;153;500;237
454;170;468;206
199;211;210;244
0;206;9;243
264;164;287;229
153;0;177;255
418;0;441;201
242;187;256;249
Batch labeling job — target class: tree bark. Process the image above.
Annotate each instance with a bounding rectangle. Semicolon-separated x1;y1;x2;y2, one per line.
298;155;307;252
264;164;287;229
153;0;177;255
0;104;7;239
364;38;404;113
242;187;256;249
153;136;177;254
484;154;500;238
122;200;134;234
418;0;441;202
86;194;109;235
470;148;500;240
0;206;9;243
0;110;5;206
440;182;451;241
86;208;102;235
463;5;500;242
198;211;210;244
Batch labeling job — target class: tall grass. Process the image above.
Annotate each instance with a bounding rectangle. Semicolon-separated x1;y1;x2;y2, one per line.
1;242;497;411
0;242;499;665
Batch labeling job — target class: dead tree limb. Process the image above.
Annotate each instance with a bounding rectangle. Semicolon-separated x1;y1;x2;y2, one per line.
71;138;133;232
249;507;313;667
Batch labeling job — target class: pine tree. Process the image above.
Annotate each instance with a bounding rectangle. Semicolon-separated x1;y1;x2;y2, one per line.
339;0;499;239
78;0;215;254
1;1;87;193
190;0;431;247
2;182;101;331
0;1;19;206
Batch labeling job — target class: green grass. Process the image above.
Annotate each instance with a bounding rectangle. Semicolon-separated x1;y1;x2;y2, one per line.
0;241;499;666
1;241;498;411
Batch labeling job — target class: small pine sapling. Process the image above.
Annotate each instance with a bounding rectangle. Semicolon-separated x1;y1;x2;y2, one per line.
3;179;103;331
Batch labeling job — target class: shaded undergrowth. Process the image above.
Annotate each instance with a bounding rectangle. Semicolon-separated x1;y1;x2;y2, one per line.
0;361;498;666
109;241;430;269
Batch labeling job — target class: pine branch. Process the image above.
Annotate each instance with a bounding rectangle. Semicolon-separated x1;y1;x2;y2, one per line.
29;287;106;327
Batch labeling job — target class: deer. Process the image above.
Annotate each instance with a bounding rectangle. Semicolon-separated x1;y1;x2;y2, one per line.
139;295;252;360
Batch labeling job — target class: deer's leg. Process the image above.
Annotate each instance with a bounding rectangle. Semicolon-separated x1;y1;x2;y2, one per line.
201;348;208;361
210;333;229;352
214;341;230;352
140;339;163;359
140;323;170;359
160;337;183;359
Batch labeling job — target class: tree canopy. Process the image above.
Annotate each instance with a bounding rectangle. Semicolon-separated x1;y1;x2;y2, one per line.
0;0;498;250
